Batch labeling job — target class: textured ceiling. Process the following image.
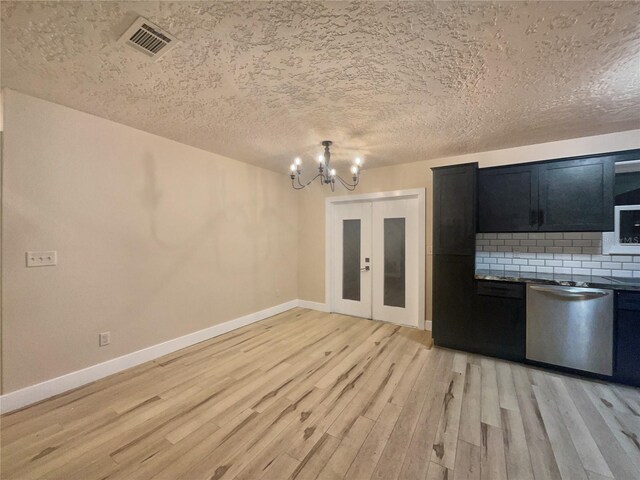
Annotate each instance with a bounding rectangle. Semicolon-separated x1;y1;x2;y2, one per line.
2;1;640;172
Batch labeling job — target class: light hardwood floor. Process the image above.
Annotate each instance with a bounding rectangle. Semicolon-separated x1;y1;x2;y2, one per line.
1;308;639;480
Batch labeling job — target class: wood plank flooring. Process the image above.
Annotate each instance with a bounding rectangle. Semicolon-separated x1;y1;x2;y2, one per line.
1;308;639;480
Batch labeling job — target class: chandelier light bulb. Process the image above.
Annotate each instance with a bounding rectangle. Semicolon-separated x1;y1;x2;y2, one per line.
294;157;301;166
330;168;336;176
355;157;362;166
351;165;358;175
318;154;324;163
290;164;296;172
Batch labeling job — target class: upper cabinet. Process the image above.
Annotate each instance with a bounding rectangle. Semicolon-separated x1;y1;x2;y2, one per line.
433;163;477;255
478;164;538;232
538;156;614;231
478;154;616;232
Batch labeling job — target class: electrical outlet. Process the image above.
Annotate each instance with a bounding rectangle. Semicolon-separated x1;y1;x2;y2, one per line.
26;251;57;267
99;332;111;347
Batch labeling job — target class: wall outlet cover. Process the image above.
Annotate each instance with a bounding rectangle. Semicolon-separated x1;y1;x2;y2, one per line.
26;251;57;267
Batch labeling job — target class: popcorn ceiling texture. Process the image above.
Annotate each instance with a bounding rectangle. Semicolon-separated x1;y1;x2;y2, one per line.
1;1;639;172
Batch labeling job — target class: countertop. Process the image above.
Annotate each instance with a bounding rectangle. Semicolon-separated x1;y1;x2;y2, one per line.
475;269;640;291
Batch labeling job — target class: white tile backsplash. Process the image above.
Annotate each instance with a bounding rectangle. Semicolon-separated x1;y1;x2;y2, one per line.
476;232;637;277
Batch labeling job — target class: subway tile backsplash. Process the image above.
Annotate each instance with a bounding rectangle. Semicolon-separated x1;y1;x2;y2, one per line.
476;232;640;278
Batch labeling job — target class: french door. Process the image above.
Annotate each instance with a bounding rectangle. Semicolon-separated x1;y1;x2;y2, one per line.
333;202;373;318
331;193;423;328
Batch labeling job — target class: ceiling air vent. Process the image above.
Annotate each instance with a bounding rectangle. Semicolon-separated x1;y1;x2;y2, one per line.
118;16;178;60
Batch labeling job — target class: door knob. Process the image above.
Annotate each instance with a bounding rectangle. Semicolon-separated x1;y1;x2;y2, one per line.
360;266;370;271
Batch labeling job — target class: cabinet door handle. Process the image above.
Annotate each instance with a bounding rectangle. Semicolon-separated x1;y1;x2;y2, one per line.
538;209;545;226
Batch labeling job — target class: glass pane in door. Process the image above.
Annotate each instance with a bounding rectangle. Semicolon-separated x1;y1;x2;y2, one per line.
384;218;405;307
343;219;361;301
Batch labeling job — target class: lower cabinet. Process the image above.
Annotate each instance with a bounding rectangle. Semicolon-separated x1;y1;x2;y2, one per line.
614;291;640;386
432;255;475;351
433;269;526;361
435;277;638;384
473;281;526;361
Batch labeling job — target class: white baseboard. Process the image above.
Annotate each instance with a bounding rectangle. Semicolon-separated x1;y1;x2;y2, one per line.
0;300;425;413
425;320;432;331
296;299;330;312
0;300;297;414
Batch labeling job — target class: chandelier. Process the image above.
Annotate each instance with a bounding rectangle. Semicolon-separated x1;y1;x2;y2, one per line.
289;141;361;191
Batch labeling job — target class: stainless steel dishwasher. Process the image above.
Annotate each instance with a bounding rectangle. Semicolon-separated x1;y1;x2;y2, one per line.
526;284;614;376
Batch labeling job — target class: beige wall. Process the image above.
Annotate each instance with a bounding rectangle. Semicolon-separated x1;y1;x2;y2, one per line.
298;129;640;321
1;90;298;393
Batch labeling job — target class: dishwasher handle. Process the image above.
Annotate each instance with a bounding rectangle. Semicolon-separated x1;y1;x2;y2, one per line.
529;285;609;299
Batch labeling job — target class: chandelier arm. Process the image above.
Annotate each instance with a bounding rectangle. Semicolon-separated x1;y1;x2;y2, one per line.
336;175;358;191
291;177;306;190
306;173;323;187
291;173;323;190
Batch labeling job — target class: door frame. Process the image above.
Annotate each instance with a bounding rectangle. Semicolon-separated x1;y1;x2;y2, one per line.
325;188;426;329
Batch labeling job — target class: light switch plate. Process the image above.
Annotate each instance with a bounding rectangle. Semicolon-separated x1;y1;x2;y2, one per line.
26;251;57;267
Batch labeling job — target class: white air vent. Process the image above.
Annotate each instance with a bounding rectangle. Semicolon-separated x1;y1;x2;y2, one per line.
118;16;178;60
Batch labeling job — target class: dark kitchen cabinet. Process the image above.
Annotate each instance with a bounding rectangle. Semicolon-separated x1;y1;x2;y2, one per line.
538;156;615;231
614;291;640;387
477;153;616;232
433;163;477;255
473;281;526;361
432;255;475;350
432;163;477;349
478;165;538;232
